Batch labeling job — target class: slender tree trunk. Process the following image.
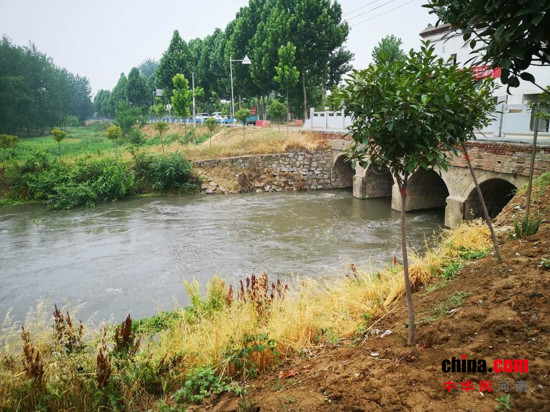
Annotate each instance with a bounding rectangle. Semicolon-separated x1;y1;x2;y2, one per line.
525;115;539;221
243;124;245;141
287;88;290;136
399;184;415;346
321;83;326;109
461;142;503;263
302;73;307;121
57;141;61;158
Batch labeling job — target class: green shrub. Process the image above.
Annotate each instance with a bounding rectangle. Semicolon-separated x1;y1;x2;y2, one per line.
127;128;144;145
134;151;196;192
513;217;540;238
173;366;234;405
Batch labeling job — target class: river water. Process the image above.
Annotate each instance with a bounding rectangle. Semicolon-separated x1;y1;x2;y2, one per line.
0;190;444;322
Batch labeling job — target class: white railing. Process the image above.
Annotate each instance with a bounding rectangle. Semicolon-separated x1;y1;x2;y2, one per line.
303;108;352;132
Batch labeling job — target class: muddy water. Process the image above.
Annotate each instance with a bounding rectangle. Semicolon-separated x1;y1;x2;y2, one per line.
0;191;444;322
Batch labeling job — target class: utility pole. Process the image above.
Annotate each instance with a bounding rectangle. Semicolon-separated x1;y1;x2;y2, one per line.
192;72;196;127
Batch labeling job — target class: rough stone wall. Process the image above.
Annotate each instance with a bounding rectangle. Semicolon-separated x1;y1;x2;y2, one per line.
450;142;550;177
193;149;335;191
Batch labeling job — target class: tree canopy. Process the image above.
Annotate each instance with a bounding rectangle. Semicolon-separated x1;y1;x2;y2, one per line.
425;0;550;91
371;35;405;65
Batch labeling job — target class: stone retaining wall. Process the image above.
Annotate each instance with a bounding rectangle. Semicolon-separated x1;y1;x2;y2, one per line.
193;149;337;192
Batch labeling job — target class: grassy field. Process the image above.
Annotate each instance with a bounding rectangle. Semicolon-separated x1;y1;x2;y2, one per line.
9;123;329;164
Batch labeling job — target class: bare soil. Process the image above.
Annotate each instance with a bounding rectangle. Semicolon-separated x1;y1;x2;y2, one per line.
198;189;550;411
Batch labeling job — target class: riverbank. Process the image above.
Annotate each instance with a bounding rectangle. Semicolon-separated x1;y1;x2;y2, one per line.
4;173;547;410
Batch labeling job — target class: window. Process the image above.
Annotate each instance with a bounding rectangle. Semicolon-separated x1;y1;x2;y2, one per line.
525;94;550;132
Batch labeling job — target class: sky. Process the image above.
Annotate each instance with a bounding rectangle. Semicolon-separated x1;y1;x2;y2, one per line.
0;0;436;96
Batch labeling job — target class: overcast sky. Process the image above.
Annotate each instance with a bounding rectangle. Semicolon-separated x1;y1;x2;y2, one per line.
0;0;436;95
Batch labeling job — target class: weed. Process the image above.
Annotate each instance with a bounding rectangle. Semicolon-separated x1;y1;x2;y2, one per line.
113;314;140;358
236;273;288;316
441;260;465;280
173;366;229;404
133;310;183;334
458;247;489;260
21;326;44;382
223;333;278;380
495;394;511;410
540;258;550;269
419;291;472;324
512;217;540;238
53;305;84;354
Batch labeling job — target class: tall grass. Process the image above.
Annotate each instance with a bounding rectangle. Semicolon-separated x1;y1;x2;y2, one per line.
0;220;491;410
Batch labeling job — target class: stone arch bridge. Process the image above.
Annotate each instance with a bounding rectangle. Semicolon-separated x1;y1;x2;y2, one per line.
329;139;550;227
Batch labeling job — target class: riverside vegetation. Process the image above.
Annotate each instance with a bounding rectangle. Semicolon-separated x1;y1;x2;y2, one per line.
0;122;326;209
0;170;547;409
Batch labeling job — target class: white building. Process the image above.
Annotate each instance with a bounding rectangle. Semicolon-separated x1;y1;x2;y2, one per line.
420;24;550;142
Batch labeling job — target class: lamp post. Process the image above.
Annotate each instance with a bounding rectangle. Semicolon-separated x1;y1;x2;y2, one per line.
230;55;251;121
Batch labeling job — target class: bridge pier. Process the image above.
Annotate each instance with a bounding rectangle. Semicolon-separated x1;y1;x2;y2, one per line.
352;165;393;199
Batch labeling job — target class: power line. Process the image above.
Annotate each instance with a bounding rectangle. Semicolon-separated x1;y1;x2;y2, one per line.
351;0;416;27
345;0;400;21
343;0;387;17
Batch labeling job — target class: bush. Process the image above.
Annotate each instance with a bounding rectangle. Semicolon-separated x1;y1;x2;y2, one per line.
513;217;540;238
127;128;145;145
134;151;196;192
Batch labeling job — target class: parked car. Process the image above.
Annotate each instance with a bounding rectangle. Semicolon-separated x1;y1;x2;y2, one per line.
195;113;210;123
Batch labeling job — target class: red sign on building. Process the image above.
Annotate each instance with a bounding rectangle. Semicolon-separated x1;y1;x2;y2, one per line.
251;106;257;115
472;66;501;80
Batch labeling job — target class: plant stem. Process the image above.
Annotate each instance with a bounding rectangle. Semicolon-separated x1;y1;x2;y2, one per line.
525;115;539;222
399;185;415;346
461;142;503;263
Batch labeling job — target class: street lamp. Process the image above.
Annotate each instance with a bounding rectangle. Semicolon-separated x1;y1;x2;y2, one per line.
230;55;251;121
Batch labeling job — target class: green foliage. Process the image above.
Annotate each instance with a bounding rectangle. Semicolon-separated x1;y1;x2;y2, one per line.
173;367;236;405
441;261;465;280
0;37;93;136
105;125;122;141
133;151;195;192
513;217;540;238
425;0;550;90
419;291;472;324
235;108;251;125
156;31;191;99
51;128;67;143
539;258;550;269
222;333;277;380
274;42;300;119
126;67;149;109
153;121;169;136
133;311;183;334
371;35;405;65
127;128;144;145
267;100;287;122
171;74;191;118
495;394;512;410
0;134;19;166
204;117;217;132
115;102;143;136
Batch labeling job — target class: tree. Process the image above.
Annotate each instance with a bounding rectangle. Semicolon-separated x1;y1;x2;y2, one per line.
425;0;550;92
205;117;217;148
235;108;251;140
171;74;192;119
371;35;405;65
156;31;191;98
94;90;112;118
274;42;300;131
51;128;67;157
339;43;497;345
109;73;128;114
267;100;287;132
115;102;143;136
126;67;149;109
106;125;122;156
139;58;158;79
153;121;169;153
0;134;18;168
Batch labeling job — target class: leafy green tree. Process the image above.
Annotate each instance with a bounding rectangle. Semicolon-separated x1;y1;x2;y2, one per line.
339;43;497;345
235;108;251;140
267;100;287;132
150;97;167;118
127;67;149;109
274;42;300;128
106;125;122;156
139;58;158;79
0;134;18;167
204;117;217;148
115;102;143;136
93;90;112;118
371;35;405;65
109;73;128;115
153;121;169;152
156;31;191;98
171;74;192;119
425;0;550;91
51;128;67;157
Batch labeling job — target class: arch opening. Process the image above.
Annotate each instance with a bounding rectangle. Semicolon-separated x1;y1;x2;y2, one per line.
331;155;354;189
464;179;516;220
364;165;393;198
404;169;449;211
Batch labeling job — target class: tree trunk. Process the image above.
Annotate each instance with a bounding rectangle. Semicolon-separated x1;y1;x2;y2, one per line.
461;142;503;263
321;82;326;109
287;88;290;136
525;115;539;221
302;73;307;121
399;184;415;346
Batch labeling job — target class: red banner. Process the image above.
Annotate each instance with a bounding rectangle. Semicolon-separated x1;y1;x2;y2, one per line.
472;66;501;80
251;106;257;115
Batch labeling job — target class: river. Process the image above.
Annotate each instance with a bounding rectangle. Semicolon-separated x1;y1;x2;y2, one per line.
0;190;444;322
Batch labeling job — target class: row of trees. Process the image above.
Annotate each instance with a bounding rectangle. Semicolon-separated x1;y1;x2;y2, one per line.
0;37;93;136
97;0;352;121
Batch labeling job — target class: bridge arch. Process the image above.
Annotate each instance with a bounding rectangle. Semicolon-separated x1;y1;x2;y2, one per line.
393;169;450;211
464;178;517;220
331;154;354;188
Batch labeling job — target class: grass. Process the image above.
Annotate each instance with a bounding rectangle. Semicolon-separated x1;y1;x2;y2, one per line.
0;220;493;410
418;291;472;324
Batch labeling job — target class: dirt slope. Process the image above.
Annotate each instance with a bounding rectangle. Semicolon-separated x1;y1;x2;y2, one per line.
199;188;550;411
